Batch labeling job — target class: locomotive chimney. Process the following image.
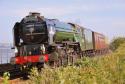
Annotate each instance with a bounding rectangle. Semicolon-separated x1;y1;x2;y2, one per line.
29;12;40;17
29;12;44;19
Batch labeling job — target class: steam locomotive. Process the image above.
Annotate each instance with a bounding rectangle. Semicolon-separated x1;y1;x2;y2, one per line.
10;12;109;68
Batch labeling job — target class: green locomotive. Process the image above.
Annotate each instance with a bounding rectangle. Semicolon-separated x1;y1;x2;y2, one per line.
11;12;109;67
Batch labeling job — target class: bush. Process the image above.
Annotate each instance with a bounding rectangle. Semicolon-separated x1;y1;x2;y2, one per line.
110;37;125;51
28;43;125;84
2;72;10;84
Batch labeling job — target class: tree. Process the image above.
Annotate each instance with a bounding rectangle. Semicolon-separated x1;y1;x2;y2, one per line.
110;37;125;51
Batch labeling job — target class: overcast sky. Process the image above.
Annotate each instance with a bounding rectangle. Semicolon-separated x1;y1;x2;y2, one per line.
0;0;125;43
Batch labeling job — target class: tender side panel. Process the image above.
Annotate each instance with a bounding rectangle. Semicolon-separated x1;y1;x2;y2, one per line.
84;29;94;50
93;32;107;50
104;36;109;49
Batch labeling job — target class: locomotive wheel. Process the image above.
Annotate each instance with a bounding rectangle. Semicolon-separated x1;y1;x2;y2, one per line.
20;65;29;79
49;51;59;67
37;63;44;71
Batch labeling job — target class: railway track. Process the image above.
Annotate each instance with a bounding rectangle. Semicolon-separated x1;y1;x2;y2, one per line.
0;63;26;80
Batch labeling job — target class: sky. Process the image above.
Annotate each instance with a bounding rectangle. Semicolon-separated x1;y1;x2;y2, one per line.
0;0;125;43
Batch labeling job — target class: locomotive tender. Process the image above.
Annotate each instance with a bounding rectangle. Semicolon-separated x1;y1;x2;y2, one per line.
10;12;109;67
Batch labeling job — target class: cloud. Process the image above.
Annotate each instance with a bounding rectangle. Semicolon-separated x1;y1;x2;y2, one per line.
0;1;125;18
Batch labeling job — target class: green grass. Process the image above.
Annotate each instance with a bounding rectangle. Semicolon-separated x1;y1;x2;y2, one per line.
28;43;125;84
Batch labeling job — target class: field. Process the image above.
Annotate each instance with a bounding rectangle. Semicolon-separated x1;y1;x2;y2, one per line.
28;43;125;84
